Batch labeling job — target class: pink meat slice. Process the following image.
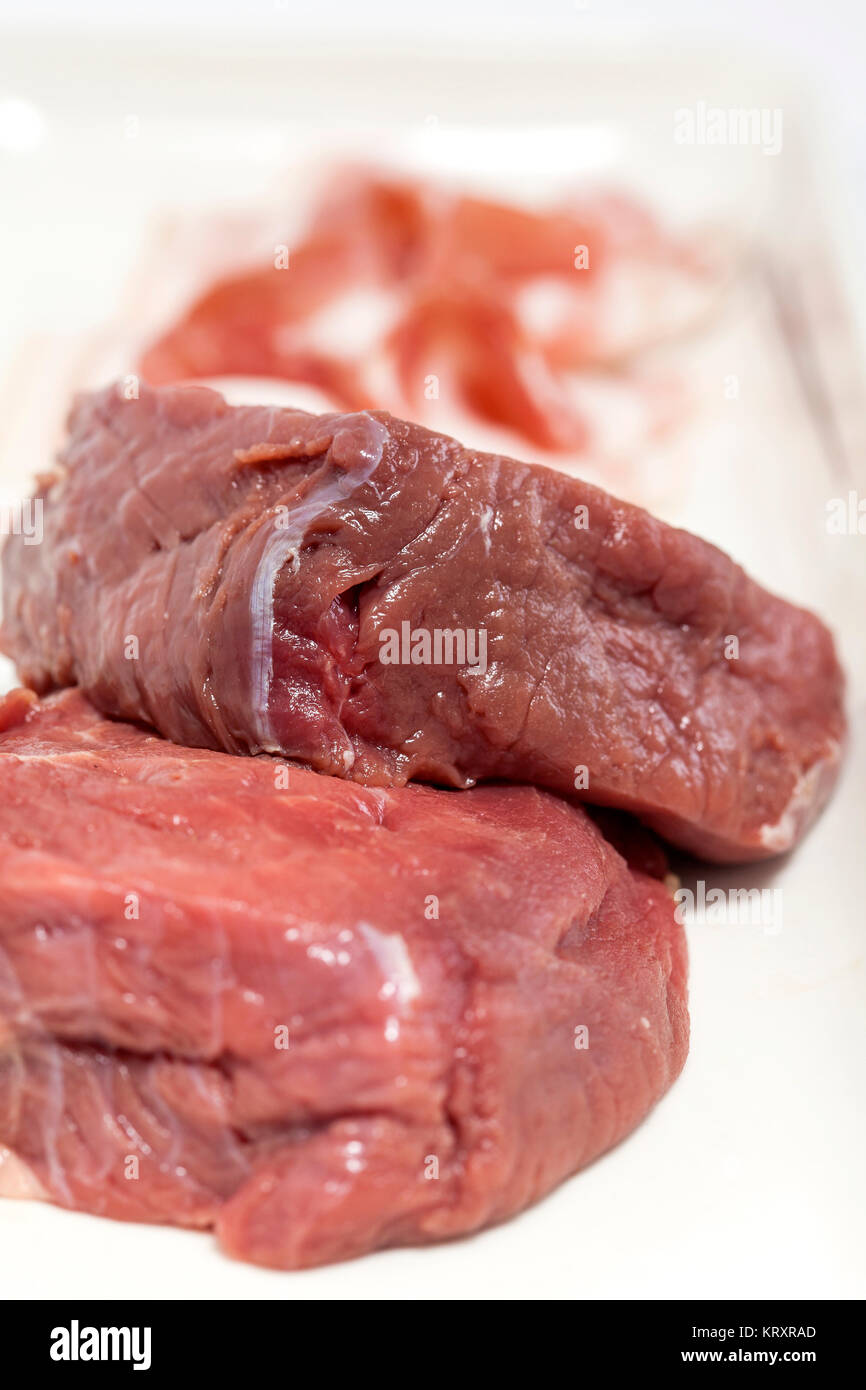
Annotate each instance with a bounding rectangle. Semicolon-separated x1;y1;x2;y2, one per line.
0;688;687;1270
0;381;844;861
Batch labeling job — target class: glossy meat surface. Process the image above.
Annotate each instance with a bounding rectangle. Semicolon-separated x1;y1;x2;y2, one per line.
0;689;687;1268
0;381;845;860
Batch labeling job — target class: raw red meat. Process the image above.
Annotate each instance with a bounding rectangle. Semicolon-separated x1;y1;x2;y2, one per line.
1;382;844;862
0;688;687;1269
139;168;716;453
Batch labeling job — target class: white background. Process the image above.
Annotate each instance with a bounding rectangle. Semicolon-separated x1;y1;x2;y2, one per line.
1;0;864;167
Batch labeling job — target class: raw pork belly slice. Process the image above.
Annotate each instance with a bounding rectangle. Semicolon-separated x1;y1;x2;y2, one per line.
1;382;844;861
0;688;687;1270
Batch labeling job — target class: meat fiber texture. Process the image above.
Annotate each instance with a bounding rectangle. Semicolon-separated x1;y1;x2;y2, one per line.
0;381;844;862
0;687;687;1269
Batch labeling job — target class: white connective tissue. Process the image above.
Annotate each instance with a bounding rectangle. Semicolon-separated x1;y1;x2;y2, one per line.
249;412;388;751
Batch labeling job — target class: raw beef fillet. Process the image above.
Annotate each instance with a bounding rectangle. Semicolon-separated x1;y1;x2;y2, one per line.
0;687;688;1270
0;382;844;861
